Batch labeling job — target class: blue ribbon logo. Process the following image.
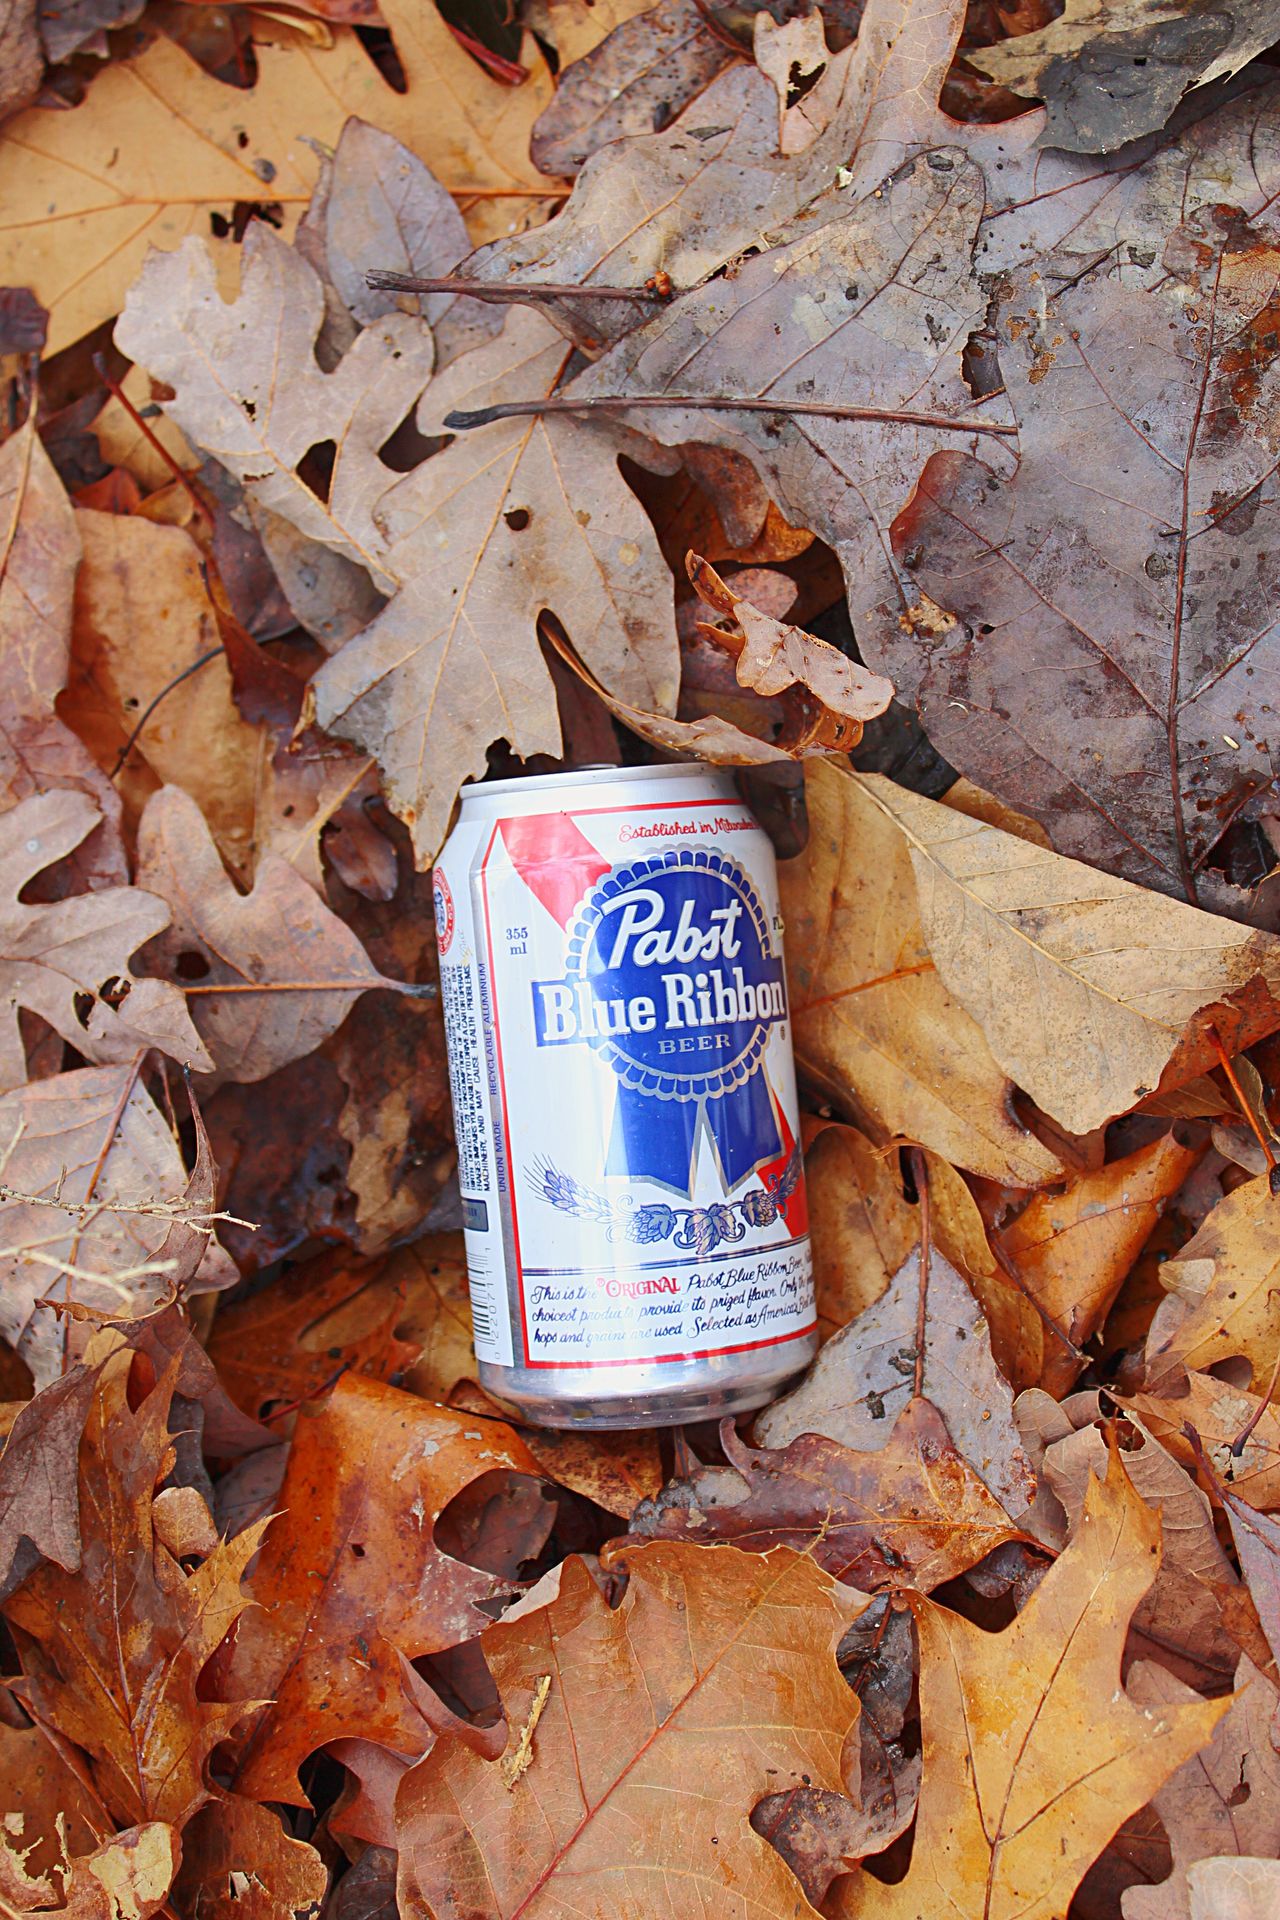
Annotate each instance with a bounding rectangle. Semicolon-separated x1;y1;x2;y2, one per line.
530;849;787;1195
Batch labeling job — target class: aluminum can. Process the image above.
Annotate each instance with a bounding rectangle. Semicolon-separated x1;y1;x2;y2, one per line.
432;762;815;1429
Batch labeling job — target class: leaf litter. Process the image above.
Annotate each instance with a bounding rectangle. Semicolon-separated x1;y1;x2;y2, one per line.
3;1;1280;1916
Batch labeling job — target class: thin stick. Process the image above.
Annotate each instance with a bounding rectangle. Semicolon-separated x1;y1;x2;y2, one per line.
366;270;659;305
1230;1333;1280;1458
443;393;1020;437
91;354;211;525
907;1146;930;1399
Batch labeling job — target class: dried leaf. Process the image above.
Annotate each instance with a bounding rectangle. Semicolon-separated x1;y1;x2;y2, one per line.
779;760;1062;1186
0;0;40;123
135;785;397;1081
0;1062;235;1388
804;1123;917;1339
0;1821;179;1920
0;419;127;891
853;771;1280;1134
396;1232;479;1405
395;1543;864;1920
0;0;558;354
1123;1656;1280;1920
996;1134;1200;1395
530;0;733;176
0;1363;101;1602
214;1373;549;1805
1127;1372;1280;1513
171;1796;327;1920
628;1397;1025;1590
758;1246;1035;1515
1188;1858;1280;1920
0;789;210;1092
971;0;1280;153
754;10;856;153
833;1453;1229;1920
0;1715;99;1877
1146;1171;1280;1391
6;1352;265;1827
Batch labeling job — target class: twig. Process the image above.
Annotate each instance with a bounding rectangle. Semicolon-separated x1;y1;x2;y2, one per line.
907;1147;930;1398
365;270;660;305
1230;1332;1280;1459
443;393;1020;437
91;353;212;526
0;1186;249;1229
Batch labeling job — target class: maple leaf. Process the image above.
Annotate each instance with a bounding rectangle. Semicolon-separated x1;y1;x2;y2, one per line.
213;1372;551;1805
0;419;126;893
970;1;1280;153
627;1397;1025;1591
758;1246;1035;1515
0;1821;178;1920
119;230;678;864
0;788;211;1092
777;759;1062;1186
0;0;558;355
832;1450;1227;1920
6;1351;266;1829
0;1062;236;1387
135;784;401;1081
847;770;1280;1133
395;1542;864;1920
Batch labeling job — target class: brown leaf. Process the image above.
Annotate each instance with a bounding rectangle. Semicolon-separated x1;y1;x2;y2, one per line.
687;553;894;748
1145;1171;1280;1392
0;419;126;893
135;784;397;1082
530;0;734;176
0;1363;101;1602
0;0;40;123
205;1244;423;1421
832;1452;1229;1920
0;1716;99;1878
171;1796;327;1920
1123;1656;1280;1920
996;1134;1201;1395
0;1063;235;1388
0;1821;179;1920
6;1351;265;1828
970;1;1280;153
0;789;210;1093
803;1123;917;1339
627;1397;1026;1590
1127;1372;1280;1514
1188;1858;1280;1919
757;1246;1035;1515
1210;1473;1280;1674
202;1052;351;1273
778;761;1062;1186
119;231;678;864
395;1542;865;1920
396;1233;479;1406
213;1373;549;1805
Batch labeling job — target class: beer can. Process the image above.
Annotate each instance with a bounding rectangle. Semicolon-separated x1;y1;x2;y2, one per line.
433;762;816;1429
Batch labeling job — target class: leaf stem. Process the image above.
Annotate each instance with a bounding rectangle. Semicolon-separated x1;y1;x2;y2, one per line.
443;394;1020;436
366;271;661;305
907;1145;930;1399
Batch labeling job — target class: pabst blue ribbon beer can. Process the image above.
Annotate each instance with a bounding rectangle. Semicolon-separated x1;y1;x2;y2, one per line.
432;763;816;1429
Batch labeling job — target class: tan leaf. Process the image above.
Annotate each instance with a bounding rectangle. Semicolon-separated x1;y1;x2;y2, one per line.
0;1362;101;1601
0;419;127;890
852;769;1280;1133
779;760;1062;1186
754;11;855;154
0;789;210;1092
1145;1172;1280;1391
996;1133;1200;1395
758;1246;1035;1516
62;511;263;878
0;1716;99;1879
214;1373;549;1805
0;1822;180;1920
1126;1372;1280;1514
396;1233;479;1406
6;1352;266;1828
135;785;397;1082
1188;1858;1280;1920
395;1543;864;1920
832;1452;1229;1920
172;1796;327;1920
0;0;559;355
0;1062;236;1388
805;1123;917;1339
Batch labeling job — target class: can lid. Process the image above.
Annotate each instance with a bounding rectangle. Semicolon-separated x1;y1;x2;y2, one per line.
458;762;735;805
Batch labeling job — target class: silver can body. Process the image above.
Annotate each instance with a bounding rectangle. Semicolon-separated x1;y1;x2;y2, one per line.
432;763;816;1429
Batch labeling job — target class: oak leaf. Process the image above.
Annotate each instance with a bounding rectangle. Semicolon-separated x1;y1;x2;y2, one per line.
627;1397;1024;1591
0;789;210;1093
0;1363;101;1603
0;419;126;892
0;1714;99;1878
832;1452;1229;1920
0;0;558;354
0;1821;178;1920
6;1352;266;1829
1145;1171;1280;1391
0;1062;236;1388
1123;1656;1280;1920
778;760;1061;1186
1126;1372;1280;1513
214;1373;550;1805
395;1542;864;1920
135;785;399;1081
970;1;1280;153
171;1796;327;1920
851;770;1280;1134
758;1245;1035;1514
